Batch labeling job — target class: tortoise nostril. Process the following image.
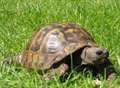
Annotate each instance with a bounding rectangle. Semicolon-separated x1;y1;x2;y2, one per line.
96;50;103;55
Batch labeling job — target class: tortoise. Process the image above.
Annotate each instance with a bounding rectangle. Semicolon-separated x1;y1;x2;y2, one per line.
3;23;116;82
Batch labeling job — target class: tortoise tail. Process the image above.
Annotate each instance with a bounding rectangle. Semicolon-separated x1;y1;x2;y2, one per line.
2;54;22;65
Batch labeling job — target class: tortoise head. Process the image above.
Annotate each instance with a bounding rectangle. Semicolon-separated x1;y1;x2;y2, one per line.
81;46;109;65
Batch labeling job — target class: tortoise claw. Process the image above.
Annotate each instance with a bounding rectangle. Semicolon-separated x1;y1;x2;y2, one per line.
107;73;116;84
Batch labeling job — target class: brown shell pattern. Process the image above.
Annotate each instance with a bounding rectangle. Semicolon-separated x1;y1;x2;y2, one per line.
20;23;97;70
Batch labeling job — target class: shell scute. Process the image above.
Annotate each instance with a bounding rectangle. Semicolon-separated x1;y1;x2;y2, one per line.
21;23;96;70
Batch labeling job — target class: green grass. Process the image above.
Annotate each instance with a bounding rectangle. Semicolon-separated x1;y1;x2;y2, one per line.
0;0;120;88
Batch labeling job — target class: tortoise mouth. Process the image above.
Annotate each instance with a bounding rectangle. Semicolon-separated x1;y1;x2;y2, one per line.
93;58;106;65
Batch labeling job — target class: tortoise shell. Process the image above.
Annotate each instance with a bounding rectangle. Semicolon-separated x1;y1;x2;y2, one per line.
20;23;97;70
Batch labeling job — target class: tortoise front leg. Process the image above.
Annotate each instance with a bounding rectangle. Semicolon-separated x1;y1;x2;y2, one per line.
43;63;69;80
95;58;116;84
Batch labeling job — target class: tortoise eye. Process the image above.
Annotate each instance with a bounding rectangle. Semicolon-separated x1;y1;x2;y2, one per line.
96;50;103;55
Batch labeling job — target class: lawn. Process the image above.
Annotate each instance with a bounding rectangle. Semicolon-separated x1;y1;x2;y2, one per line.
0;0;120;88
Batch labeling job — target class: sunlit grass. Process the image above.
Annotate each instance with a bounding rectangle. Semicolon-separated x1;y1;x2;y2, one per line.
0;0;120;88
